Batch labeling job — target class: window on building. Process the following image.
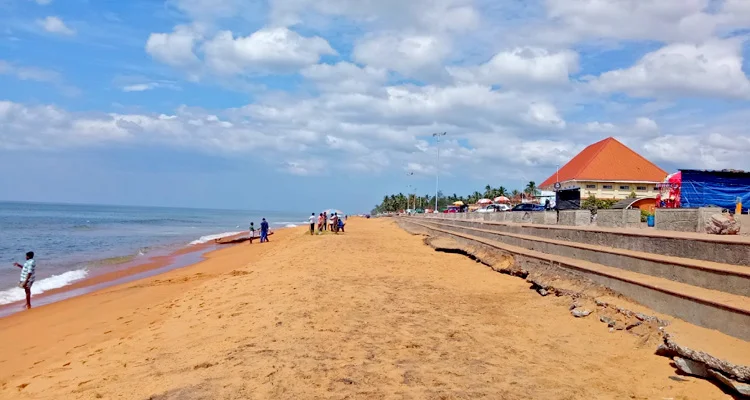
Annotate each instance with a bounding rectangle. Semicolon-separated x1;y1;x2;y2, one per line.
619;185;630;190
636;186;647;191
602;185;613;189
586;184;596;189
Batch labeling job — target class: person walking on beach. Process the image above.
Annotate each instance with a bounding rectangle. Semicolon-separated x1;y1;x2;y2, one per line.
317;213;324;234
260;218;270;243
338;215;345;232
13;252;36;310
308;213;316;235
248;222;256;244
322;212;328;231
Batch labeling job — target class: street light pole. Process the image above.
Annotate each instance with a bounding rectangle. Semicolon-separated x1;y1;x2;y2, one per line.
432;132;446;212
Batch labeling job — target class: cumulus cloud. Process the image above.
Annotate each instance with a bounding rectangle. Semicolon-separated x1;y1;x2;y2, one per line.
38;16;75;36
352;33;451;78
590;40;750;99
269;0;479;32
203;27;336;75
448;47;579;87
301;62;387;93
146;25;202;67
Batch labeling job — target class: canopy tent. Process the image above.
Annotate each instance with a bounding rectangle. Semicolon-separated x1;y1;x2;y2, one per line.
493;196;510;203
453;201;465;206
477;198;492;204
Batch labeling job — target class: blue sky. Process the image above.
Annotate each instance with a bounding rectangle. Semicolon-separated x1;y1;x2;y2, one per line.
2;0;750;212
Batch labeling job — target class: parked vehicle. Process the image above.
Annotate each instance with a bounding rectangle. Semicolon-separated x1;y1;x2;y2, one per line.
511;203;545;212
476;204;511;213
443;206;460;213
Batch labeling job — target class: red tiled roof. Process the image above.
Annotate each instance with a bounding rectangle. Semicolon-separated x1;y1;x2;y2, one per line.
540;137;667;188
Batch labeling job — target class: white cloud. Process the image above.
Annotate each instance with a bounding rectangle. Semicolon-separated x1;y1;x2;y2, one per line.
283;159;325;176
0;60;60;82
145;25;201;67
448;47;579;86
203;27;336;75
38;16;75;36
524;102;566;128
31;0;53;5
353;33;451;78
543;0;716;43
301;62;387;93
269;0;479;32
121;82;180;92
590;40;750;99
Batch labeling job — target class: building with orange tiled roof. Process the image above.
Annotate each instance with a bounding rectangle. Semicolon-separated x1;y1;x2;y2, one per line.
540;137;668;200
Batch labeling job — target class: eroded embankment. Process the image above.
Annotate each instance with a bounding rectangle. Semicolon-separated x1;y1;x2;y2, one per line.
398;219;750;396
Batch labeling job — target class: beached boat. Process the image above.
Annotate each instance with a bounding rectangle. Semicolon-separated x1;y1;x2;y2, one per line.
214;232;274;244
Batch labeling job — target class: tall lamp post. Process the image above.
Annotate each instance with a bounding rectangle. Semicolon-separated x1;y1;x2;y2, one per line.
432;132;446;212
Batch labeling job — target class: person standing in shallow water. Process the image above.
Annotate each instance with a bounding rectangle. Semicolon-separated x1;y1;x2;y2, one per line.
14;251;36;310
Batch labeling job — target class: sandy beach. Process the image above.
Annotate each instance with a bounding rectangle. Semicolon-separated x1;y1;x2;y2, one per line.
0;217;735;399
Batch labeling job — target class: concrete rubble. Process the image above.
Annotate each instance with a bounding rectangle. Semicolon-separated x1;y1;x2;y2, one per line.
571;309;591;318
705;213;741;235
673;357;709;378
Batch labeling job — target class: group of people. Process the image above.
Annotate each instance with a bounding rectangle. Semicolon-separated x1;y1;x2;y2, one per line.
308;212;345;235
248;218;270;243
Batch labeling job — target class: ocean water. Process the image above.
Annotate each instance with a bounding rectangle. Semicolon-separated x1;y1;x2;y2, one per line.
0;202;304;305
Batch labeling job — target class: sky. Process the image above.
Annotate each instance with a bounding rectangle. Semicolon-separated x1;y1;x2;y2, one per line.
1;0;750;212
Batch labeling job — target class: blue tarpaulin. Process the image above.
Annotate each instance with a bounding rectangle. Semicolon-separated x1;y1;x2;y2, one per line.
680;170;750;213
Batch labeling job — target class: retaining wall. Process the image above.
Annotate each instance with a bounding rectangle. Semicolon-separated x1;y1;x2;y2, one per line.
559;210;591;226
655;209;699;232
596;209;641;228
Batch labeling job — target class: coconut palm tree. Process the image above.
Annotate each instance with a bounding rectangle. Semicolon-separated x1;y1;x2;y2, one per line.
525;181;539;197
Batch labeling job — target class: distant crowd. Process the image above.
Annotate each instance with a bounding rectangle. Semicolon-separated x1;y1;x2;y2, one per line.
308;212;346;235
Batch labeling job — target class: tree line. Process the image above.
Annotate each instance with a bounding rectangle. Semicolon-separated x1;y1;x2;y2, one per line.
372;182;540;214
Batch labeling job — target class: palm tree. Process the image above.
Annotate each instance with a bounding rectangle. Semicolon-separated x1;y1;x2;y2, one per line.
484;184;492;198
496;186;507;197
525;181;539;198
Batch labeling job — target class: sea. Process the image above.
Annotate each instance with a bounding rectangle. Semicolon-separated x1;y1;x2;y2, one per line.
0;201;305;305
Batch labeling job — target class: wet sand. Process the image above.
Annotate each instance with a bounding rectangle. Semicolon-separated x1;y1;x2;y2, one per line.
0;218;737;399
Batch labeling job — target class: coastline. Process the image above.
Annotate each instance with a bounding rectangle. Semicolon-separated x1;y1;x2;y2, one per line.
0;218;739;399
0;230;270;318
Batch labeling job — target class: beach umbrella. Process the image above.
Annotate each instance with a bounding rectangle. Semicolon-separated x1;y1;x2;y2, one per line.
494;196;510;203
323;209;344;216
477;198;492;204
453;201;465;206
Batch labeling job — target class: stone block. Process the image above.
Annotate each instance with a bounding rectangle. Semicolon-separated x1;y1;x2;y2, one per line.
559;210;591;226
654;209;699;232
532;211;558;225
596;209;641;228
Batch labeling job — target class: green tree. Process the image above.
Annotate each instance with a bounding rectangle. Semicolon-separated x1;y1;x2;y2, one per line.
483;184;492;198
524;181;539;197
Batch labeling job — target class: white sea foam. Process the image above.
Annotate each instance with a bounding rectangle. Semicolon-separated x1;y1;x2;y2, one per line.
188;231;245;245
0;269;89;305
285;224;298;228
